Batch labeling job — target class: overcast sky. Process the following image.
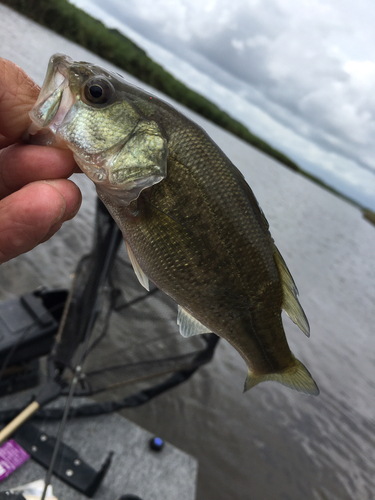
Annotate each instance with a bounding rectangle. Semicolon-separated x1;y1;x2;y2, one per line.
71;0;375;210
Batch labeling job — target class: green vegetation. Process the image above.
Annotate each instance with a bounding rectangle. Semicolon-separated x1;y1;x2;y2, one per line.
363;209;375;227
2;0;373;219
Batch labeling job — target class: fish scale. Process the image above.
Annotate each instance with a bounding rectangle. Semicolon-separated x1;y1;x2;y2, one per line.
101;123;296;374
28;53;319;396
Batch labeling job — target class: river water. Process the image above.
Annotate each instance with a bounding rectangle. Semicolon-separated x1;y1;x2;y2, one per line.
0;4;375;500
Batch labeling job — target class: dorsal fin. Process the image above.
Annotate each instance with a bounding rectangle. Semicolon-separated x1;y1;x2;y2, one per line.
177;306;211;338
273;246;310;337
125;241;150;291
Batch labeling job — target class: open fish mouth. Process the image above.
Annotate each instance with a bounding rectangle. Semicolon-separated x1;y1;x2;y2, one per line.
28;54;75;139
27;53;169;205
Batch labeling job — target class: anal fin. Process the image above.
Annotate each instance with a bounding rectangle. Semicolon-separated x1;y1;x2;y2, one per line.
125;241;149;291
177;306;211;338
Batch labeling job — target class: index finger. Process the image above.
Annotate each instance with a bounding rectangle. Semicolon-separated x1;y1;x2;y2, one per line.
0;58;40;143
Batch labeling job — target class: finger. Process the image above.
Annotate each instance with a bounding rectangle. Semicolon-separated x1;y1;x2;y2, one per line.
38;179;82;243
0;180;81;264
0;143;77;199
0;58;40;142
41;179;82;223
0;134;14;149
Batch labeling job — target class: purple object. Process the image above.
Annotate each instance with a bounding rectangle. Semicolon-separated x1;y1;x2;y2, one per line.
0;440;29;481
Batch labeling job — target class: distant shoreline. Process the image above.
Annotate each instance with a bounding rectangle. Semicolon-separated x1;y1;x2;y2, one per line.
3;0;374;225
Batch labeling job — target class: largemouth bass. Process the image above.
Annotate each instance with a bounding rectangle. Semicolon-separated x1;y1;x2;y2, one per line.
29;54;319;395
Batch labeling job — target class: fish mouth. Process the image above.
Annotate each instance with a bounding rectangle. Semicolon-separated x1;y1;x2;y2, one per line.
28;54;75;141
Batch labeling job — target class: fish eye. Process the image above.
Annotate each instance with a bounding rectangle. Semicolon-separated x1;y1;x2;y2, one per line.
83;78;114;105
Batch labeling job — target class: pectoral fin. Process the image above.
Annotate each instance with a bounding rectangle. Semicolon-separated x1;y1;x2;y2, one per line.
125;241;149;291
177;306;211;338
274;246;310;337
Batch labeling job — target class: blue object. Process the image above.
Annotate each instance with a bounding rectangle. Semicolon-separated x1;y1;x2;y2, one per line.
149;436;164;452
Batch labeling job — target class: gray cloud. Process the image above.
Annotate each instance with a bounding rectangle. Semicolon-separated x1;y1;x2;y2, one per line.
73;0;375;207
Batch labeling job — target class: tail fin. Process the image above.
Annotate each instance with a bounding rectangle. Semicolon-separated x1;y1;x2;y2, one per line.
244;356;319;396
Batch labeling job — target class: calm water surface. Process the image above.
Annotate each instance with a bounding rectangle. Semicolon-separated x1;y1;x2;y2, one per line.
0;5;374;499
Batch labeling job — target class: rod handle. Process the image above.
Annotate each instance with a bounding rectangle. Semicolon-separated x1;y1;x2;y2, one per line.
0;401;40;444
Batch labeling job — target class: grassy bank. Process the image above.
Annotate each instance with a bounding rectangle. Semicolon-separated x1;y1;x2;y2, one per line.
2;0;374;224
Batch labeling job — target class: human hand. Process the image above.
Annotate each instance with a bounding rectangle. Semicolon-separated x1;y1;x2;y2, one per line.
0;58;82;264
